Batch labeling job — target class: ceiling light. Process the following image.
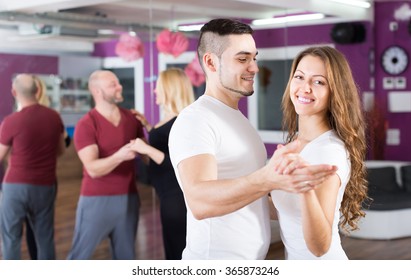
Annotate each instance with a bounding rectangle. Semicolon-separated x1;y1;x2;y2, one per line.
252;13;325;26
328;0;371;9
177;24;204;32
98;29;115;35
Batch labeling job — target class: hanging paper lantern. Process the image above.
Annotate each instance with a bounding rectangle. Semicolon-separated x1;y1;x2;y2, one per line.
115;33;144;62
185;55;205;87
156;28;189;58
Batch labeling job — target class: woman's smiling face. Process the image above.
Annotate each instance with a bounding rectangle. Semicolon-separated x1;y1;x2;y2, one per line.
290;54;330;118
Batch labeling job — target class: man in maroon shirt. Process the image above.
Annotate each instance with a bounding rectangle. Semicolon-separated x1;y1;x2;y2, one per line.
0;74;65;259
67;70;147;260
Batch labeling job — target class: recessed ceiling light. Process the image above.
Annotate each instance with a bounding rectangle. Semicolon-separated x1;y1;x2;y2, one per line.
177;24;204;32
252;13;325;26
328;0;371;9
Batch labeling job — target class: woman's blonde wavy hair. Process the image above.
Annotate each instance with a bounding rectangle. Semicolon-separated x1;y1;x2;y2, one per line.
157;68;195;115
281;46;368;232
33;75;50;107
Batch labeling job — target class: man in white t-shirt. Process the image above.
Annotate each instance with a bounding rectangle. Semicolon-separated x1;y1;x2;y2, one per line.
168;18;337;260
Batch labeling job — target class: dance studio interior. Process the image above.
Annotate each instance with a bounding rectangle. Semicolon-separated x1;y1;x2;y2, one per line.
1;0;411;260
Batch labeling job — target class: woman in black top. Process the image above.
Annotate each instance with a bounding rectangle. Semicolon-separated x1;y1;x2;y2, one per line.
131;68;194;260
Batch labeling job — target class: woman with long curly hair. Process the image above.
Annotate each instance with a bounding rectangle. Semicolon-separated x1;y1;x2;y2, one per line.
270;46;368;259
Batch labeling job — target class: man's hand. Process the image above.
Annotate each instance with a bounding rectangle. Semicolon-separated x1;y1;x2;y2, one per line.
270;141;307;175
129;138;150;155
113;142;137;162
263;140;337;193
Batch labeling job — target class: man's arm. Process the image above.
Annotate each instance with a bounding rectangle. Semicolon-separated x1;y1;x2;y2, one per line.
56;133;66;157
0;143;10;163
177;141;337;220
77;142;136;178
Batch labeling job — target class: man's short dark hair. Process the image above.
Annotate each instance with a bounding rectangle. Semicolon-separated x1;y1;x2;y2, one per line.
200;18;253;36
197;18;253;70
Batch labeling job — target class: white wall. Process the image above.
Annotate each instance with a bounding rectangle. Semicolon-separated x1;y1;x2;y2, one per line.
58;55;102;79
57;55;102;127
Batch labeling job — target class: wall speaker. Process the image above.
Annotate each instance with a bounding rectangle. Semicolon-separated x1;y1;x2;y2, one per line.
330;22;366;44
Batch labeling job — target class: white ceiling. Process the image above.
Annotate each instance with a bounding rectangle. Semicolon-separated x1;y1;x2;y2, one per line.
0;0;376;53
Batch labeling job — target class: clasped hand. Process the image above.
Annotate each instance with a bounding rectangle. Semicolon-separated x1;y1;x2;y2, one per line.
129;138;150;155
267;140;337;193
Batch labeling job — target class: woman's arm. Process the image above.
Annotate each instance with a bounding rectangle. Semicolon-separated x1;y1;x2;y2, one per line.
300;174;341;257
129;138;164;165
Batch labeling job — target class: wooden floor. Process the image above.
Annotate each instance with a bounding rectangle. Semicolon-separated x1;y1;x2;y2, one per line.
2;145;411;260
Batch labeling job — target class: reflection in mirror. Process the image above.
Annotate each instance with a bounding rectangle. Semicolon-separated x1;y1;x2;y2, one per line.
105;68;135;109
159;52;205;101
102;57;144;112
141;0;164;260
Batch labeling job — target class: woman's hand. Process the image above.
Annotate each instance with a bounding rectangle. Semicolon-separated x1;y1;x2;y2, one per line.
129;138;150;155
130;109;152;131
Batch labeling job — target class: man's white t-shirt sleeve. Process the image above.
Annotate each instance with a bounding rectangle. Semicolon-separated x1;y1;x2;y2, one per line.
169;109;216;169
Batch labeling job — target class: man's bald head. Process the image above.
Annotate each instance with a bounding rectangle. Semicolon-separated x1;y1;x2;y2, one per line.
88;70;116;92
12;74;38;99
87;70;123;105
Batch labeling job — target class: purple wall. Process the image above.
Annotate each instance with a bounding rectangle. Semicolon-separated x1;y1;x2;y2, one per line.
0;53;58;181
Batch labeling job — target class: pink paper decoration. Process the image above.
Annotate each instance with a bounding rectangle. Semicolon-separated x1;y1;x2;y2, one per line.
185;55;205;87
115;33;144;62
156;29;189;58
